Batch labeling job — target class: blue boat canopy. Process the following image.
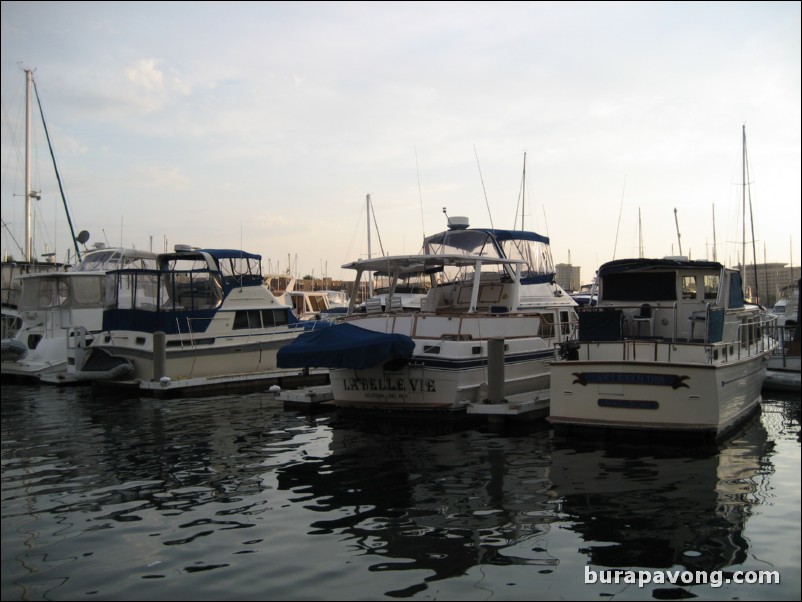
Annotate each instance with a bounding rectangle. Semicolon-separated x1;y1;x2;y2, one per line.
277;322;415;370
199;249;262;261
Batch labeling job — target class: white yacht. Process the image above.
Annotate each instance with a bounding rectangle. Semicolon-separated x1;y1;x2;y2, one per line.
548;258;777;438
278;218;578;413
1;245;158;383
76;246;329;388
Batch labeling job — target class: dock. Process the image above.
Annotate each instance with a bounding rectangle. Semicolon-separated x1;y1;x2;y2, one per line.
93;369;330;399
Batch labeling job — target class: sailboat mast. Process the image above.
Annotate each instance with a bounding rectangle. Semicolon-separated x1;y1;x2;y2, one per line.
521;152;526;231
741;125;746;283
366;194;373;297
25;69;33;262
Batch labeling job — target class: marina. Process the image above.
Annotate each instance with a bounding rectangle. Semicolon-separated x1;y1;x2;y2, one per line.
1;383;799;601
2;5;800;600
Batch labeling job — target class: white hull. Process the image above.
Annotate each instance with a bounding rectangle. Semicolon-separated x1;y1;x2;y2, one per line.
549;351;769;436
84;327;304;384
330;340;553;409
327;313;561;410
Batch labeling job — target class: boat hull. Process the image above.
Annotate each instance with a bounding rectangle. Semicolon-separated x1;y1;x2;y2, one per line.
80;329;305;384
328;334;555;410
548;353;769;437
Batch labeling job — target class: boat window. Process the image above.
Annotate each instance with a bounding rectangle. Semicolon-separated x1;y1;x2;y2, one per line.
682;276;698;300
262;308;289;327
233;310;262;329
560;309;573;335
601;272;676;301
70;276;105;308
703;275;719;300
112;273;139;309
19;277;62;310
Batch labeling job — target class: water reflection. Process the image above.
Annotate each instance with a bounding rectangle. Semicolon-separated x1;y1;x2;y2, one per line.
1;385;798;601
550;414;770;574
276;421;560;597
273;412;776;598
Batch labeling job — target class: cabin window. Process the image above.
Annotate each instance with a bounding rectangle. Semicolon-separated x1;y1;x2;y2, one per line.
703;275;719;300
233;310;262;329
539;313;554;337
602;272;676;301
19;278;62;310
682;276;698;300
262;309;289;327
560;310;572;335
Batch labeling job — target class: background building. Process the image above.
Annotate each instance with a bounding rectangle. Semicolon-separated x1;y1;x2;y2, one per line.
555;263;582;293
735;262;800;307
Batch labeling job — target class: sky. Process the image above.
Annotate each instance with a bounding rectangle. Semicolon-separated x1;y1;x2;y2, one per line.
2;1;800;287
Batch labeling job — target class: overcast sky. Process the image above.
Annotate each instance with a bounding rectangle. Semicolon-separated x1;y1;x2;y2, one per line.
2;1;800;286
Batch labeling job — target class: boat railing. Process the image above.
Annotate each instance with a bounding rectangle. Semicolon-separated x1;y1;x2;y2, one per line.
732;312;778;360
570;308;777;364
582;302;737;344
772;322;801;362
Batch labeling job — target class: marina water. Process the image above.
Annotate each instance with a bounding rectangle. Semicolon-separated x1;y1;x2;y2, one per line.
2;384;799;601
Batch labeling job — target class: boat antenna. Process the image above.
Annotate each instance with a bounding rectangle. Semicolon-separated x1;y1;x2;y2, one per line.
473;145;494;230
32;71;82;262
674;207;683;256
611;175;626;260
638;207;643;258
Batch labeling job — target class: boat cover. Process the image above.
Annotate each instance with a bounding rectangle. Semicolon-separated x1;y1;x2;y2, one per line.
277;322;415;370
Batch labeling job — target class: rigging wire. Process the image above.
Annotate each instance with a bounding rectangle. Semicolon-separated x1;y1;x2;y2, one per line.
611;175;627;260
370;198;386;257
32;74;82;261
474;145;494;230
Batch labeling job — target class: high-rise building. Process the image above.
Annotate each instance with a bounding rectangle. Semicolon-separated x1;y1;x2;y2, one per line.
555;263;582;293
735;262;801;307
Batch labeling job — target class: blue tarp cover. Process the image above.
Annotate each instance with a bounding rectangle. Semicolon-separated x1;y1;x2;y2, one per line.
277;322;415;369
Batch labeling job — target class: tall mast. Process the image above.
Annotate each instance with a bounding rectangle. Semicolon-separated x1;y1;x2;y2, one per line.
25;69;34;262
521;151;526;231
366;194;373;297
741;125;746;283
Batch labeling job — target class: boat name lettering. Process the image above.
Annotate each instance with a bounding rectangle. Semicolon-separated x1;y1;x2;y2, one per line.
572;372;689;389
342;377;437;393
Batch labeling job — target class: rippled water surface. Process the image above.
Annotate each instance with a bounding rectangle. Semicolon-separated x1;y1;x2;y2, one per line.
2;384;800;601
